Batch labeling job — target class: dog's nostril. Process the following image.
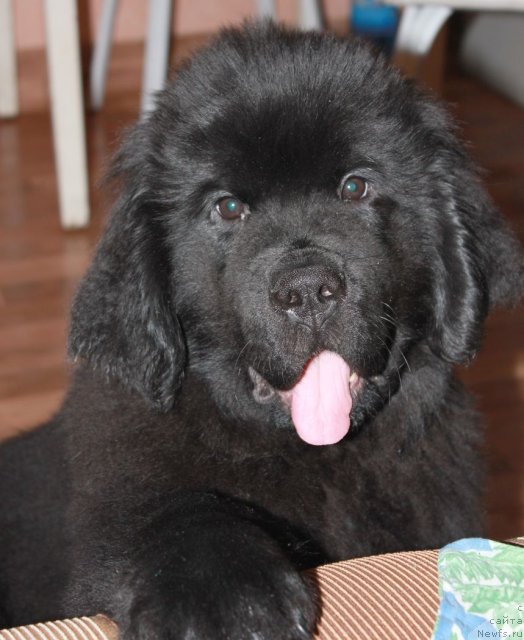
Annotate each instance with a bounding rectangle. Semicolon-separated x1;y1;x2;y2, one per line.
319;284;334;300
287;290;302;307
318;273;346;302
272;288;303;309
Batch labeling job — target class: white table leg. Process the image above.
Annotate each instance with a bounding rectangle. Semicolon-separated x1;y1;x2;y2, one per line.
0;0;18;118
298;0;323;30
43;0;89;228
257;0;276;17
90;0;120;110
141;0;173;114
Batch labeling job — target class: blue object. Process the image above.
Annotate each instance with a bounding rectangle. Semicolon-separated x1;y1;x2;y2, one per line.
431;538;524;640
350;0;399;56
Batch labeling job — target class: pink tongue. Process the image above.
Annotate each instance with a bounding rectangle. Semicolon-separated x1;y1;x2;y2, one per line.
289;351;352;446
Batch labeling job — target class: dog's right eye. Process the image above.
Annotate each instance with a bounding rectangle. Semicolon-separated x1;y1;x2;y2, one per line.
216;196;247;221
339;176;369;201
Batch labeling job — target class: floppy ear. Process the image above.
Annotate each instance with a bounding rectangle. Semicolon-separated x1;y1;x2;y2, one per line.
68;142;186;411
428;137;524;364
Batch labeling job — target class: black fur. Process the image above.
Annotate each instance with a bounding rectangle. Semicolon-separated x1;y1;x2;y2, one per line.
1;23;523;639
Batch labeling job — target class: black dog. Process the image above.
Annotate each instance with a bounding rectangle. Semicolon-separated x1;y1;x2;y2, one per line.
1;22;523;639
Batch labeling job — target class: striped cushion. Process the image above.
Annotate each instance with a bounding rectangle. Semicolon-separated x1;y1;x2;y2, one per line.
308;549;439;639
0;616;117;640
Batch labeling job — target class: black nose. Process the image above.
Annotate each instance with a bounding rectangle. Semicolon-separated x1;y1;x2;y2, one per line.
270;265;346;326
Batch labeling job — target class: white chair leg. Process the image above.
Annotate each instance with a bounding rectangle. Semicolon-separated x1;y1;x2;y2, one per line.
90;0;120;110
414;5;453;55
257;0;276;18
297;0;323;30
0;0;18;118
394;5;420;50
44;0;90;228
141;0;173;114
395;4;453;56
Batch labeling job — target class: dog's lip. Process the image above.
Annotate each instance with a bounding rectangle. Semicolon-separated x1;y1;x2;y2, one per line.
248;366;278;404
248;360;362;407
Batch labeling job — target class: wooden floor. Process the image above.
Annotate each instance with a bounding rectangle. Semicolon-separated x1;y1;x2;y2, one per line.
1;35;523;540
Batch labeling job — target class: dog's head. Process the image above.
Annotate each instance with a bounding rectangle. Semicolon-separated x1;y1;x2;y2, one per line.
69;23;524;444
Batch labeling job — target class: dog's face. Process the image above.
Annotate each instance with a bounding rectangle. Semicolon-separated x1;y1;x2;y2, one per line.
69;24;523;444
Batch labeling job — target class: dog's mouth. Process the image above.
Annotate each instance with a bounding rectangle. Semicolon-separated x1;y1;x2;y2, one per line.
249;351;361;446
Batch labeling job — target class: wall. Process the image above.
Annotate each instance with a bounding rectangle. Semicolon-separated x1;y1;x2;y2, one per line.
461;13;524;108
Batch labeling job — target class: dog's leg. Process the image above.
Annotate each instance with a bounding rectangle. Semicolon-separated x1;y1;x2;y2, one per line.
65;492;318;640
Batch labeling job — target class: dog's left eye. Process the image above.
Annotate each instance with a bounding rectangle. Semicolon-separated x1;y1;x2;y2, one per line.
215;196;247;221
339;176;369;201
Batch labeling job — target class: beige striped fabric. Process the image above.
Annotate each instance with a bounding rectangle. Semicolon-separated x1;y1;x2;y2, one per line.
307;549;440;640
0;616;118;640
0;550;441;640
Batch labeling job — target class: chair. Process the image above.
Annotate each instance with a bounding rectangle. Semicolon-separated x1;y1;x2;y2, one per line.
0;0;89;229
385;0;524;59
90;0;324;115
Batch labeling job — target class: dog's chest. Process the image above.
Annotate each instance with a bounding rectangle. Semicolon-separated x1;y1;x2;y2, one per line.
190;435;397;561
191;427;450;561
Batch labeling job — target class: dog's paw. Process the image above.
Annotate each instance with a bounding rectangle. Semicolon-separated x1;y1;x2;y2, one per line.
116;560;317;640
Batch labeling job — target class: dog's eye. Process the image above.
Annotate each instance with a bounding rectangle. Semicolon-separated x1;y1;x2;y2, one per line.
216;196;246;221
340;176;368;201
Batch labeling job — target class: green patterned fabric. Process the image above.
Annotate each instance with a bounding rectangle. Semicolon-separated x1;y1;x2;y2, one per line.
432;538;524;639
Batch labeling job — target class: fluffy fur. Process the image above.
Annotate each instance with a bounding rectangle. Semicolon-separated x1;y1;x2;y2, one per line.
1;23;523;639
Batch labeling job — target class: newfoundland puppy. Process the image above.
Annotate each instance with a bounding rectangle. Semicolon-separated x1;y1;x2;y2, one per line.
1;22;523;640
